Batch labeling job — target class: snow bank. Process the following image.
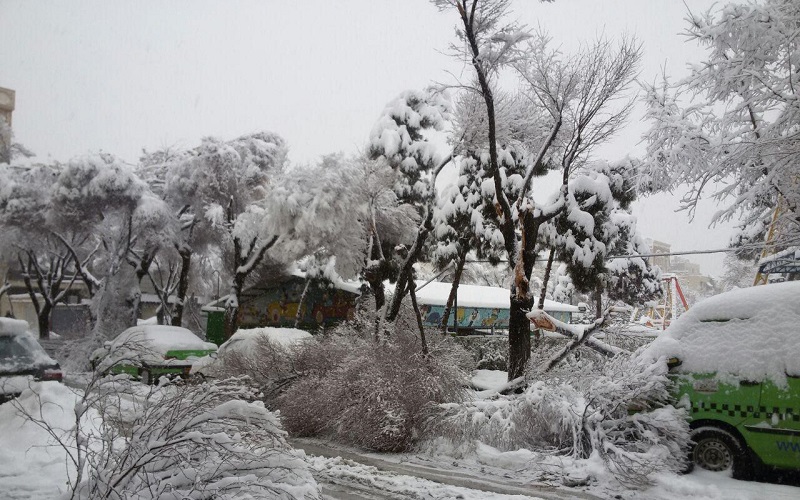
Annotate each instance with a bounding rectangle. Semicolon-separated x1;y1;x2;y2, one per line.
0;382;96;499
641;282;800;385
470;369;508;391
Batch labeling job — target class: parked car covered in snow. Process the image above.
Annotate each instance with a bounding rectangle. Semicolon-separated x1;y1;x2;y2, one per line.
0;318;63;403
91;325;217;384
642;281;800;478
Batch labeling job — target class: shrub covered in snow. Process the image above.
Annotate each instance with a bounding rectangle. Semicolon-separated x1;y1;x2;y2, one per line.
276;315;471;452
14;374;321;499
422;353;690;487
454;335;508;371
195;327;311;403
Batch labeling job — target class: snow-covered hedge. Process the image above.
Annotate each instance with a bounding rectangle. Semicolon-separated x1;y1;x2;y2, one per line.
276;318;471;452
422;353;690;487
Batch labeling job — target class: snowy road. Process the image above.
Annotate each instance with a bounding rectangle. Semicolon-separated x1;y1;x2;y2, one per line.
292;438;800;500
291;438;601;500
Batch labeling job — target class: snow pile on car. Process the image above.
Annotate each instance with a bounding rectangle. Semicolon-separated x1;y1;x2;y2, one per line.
120;325;217;354
0;317;30;335
641;281;800;385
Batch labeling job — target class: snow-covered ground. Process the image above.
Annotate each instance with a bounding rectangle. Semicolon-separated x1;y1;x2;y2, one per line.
0;381;88;499
3;377;800;500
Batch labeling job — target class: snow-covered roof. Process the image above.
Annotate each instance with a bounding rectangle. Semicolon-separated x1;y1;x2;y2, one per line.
641;281;800;385
408;281;579;313
290;269;363;295
757;246;800;274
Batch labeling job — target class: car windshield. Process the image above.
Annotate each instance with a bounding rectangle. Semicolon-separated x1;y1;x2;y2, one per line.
0;334;47;370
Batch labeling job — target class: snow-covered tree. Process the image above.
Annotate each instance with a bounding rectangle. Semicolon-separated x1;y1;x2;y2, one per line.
640;0;800;255
546;264;574;304
542;162;660;317
367;88;453;323
719;253;757;291
137;146;196;326
353;155;419;315
15;374;322;499
164;132;288;338
49;154;174;338
0;162;86;338
432;0;641;379
264;154;368;282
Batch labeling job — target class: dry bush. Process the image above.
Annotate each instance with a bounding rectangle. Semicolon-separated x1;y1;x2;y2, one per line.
275;310;472;452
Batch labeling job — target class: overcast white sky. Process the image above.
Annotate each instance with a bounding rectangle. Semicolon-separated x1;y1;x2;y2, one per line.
0;0;737;277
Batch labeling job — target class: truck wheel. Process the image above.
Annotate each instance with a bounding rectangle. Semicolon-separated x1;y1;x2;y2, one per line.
691;427;752;479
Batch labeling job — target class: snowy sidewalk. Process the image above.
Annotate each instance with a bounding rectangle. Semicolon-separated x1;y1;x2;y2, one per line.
291;438;602;500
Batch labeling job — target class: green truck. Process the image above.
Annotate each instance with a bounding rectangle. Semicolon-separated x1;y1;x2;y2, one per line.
646;281;800;479
91;325;217;384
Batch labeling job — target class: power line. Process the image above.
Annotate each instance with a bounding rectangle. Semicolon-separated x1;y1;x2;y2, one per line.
607;247;743;260
463;246;762;265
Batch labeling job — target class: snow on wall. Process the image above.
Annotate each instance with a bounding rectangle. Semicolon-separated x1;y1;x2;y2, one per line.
641;281;800;385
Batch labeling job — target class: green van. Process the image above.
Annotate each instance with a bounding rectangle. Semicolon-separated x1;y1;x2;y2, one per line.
644;281;800;479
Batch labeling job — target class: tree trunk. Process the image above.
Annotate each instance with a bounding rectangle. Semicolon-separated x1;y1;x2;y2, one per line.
537;248;556;310
440;245;468;333
171;247;192;327
507;294;533;380
294;277;312;328
534;248;556;350
94;264;140;338
407;281;429;356
223;272;245;341
37;303;52;340
595;285;603;319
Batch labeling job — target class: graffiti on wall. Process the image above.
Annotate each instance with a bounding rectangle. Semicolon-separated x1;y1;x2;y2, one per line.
237;279;356;328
